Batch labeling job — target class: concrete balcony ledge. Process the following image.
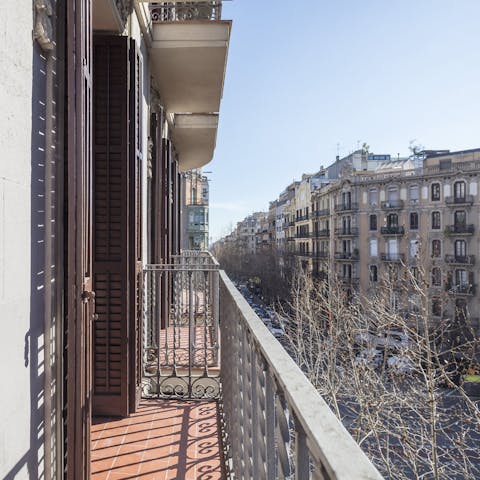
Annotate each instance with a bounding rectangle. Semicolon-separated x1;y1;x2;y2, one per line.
220;271;383;479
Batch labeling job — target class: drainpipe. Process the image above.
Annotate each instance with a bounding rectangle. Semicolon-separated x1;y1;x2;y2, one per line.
43;50;54;480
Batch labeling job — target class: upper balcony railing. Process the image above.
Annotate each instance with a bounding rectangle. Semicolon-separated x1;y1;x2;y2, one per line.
380;199;404;210
335;227;359;236
444;254;475;265
445;224;475;235
150;1;223;22
334;202;358;213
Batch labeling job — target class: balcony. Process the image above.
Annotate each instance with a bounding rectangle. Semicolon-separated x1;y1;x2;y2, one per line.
296;214;310;222
339;276;359;285
380;226;405;236
296;232;312;239
445;195;474;206
334;202;358;212
334;251;359;261
313;208;330;217
446;282;475;296
148;2;231;170
445;224;475;235
380;200;404;210
380;253;405;262
444;254;475;265
315;251;329;259
186;222;208;233
335;227;359;236
98;251;381;479
314;228;330;237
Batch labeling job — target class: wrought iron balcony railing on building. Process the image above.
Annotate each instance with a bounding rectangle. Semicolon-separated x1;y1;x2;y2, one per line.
296;214;310;222
335;227;359;236
445;224;475;235
313;228;330;237
380;226;405;235
334;202;358;212
380;252;405;262
334;251;359;261
445;195;474;206
150;1;223;22
141;252;383;479
312;208;330;217
444;254;475;265
296;232;312;239
445;282;476;296
380;199;404;210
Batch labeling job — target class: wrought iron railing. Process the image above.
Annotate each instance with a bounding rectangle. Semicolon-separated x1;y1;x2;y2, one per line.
380;226;405;235
444;254;475;265
380;199;404;209
335;227;359;236
150;1;222;22
142;251;220;399
445;194;474;206
219;272;383;479
445;224;475;234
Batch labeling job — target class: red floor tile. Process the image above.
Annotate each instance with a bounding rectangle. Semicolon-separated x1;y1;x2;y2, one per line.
91;399;225;480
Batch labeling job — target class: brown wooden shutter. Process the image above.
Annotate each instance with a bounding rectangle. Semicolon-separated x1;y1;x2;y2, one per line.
92;35;129;417
66;0;93;478
129;39;143;413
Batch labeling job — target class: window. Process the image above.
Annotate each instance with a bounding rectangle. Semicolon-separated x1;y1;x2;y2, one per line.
432;239;441;257
369;238;378;257
411;266;419;281
368;188;378;206
432;298;442;317
387;213;398;228
455;240;466;258
454;210;466;227
369;265;378;282
369;214;377;231
387;186;399;202
409;185;419;204
410;212;419;230
454;181;466;201
431;211;441;229
410;240;419;258
455;269;468;286
431;267;442;287
431;183;441;201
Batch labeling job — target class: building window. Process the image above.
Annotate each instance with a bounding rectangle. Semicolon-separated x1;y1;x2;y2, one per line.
432;298;442;317
369;214;377;231
432;239;441;257
455;240;466;258
368;188;378;206
410;212;419;230
455;269;468;286
387;213;398;228
454;210;466;227
410;239;419;258
410;266;419;281
454;181;466;201
369;265;378;282
431;183;441;201
431;211;441;230
369;238;378;257
409;185;419;204
431;267;442;287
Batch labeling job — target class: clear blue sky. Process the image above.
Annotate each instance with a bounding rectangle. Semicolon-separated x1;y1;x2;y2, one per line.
208;0;480;241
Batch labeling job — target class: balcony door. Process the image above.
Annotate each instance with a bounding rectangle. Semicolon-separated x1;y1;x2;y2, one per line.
66;0;94;478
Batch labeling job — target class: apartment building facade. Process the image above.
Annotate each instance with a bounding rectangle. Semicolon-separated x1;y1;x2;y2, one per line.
180;169;210;250
311;149;480;333
0;2;230;478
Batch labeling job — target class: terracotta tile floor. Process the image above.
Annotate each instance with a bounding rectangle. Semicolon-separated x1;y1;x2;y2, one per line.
91;400;225;480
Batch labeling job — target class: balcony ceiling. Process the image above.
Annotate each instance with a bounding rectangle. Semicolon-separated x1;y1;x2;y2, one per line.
150;21;231;114
173;114;219;171
92;0;127;32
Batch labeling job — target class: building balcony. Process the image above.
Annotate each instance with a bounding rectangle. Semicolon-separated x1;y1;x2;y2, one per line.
339;276;359;285
99;252;381;480
315;251;330;259
296;232;312;239
445;224;475;235
380;253;405;262
313;208;330;217
334;202;359;212
445;282;475;296
444;254;475;266
445;195;474;206
286;236;296;242
335;227;359;236
314;228;330;237
334;251;359;261
380;226;405;236
296;214;310;222
186;222;208;233
380;200;404;210
148;2;231;170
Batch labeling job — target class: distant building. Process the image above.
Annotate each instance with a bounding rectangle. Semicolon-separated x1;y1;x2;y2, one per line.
181;170;209;250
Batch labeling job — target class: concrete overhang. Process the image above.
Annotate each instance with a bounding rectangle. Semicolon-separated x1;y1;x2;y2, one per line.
172;114;219;171
92;0;127;32
150;21;231;113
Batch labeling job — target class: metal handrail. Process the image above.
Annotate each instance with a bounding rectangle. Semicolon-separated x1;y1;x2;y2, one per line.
150;1;223;22
220;272;383;479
